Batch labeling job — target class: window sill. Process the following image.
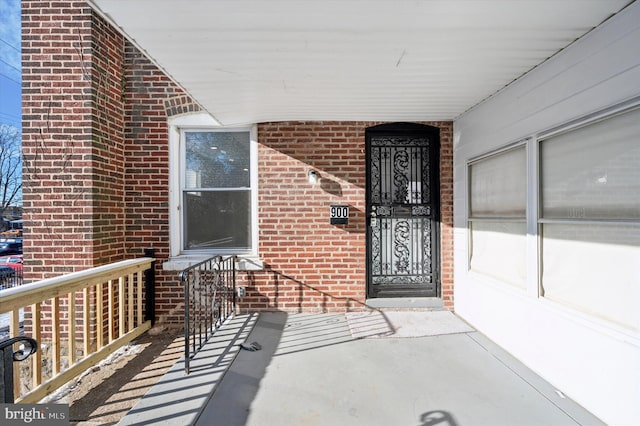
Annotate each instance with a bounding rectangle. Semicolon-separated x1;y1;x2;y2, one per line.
162;255;265;271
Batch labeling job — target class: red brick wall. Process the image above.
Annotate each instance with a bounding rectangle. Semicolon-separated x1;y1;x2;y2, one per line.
122;42;201;325
21;2;140;272
21;1;188;325
238;121;454;313
22;1;455;327
22;1;97;276
21;1;125;340
439;124;454;308
91;10;127;264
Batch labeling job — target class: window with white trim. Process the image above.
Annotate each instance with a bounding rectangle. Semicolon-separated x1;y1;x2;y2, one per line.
168;119;257;258
180;129;253;252
468;145;527;288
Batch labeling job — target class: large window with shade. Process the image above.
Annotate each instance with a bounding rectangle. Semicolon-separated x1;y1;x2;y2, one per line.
539;107;640;331
468;145;527;289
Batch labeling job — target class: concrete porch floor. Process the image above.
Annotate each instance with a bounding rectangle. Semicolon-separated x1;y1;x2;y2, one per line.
119;312;604;426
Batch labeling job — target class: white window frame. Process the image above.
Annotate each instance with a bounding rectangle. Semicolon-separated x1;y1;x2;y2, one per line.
466;97;640;335
536;104;640;332
164;113;260;270
467;142;529;290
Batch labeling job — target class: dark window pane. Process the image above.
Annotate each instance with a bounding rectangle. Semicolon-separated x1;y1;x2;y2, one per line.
185;131;250;188
184;191;251;250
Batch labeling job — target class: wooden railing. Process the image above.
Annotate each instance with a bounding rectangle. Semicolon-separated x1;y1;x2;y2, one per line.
0;252;155;403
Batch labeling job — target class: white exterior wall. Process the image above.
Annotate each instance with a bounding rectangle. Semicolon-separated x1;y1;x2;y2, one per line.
453;2;640;425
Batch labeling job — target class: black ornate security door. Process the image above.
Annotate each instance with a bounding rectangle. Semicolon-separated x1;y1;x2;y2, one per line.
366;123;440;298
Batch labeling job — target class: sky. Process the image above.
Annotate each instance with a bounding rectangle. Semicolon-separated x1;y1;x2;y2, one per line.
0;0;21;130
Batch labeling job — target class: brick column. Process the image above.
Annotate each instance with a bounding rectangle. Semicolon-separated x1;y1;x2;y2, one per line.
22;1;127;280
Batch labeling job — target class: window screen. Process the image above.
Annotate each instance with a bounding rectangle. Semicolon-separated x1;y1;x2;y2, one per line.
182;130;252;252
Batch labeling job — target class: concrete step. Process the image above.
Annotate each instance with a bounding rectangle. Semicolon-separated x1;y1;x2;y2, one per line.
364;297;445;310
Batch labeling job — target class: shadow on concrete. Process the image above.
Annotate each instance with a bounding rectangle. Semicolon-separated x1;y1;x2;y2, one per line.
119;315;256;426
196;312;466;426
195;311;416;425
418;410;459;426
194;313;288;425
117;309;605;426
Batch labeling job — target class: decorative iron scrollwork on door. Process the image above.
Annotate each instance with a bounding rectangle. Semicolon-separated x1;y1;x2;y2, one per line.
370;137;431;206
370;216;432;284
366;123;440;298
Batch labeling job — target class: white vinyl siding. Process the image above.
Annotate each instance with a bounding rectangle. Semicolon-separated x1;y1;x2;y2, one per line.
453;4;640;424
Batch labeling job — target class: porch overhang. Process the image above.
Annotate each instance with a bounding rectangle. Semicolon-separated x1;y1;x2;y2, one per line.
86;0;633;126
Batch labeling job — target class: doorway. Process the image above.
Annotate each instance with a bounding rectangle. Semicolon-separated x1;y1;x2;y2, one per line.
365;123;440;298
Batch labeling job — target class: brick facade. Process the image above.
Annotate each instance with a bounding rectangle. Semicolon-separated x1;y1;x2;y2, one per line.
22;0;454;327
240;121;454;313
122;41;195;324
22;1;96;275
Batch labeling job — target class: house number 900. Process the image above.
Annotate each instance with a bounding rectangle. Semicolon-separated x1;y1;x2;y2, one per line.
330;206;349;218
330;205;349;224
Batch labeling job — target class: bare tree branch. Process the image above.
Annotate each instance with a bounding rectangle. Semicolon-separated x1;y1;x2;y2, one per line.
0;124;22;222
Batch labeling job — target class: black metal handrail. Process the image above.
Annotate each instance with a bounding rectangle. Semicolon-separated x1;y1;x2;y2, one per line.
180;255;236;374
1;336;38;403
0;269;23;291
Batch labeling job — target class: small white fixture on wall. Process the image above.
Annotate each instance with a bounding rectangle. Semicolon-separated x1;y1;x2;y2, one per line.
307;170;320;185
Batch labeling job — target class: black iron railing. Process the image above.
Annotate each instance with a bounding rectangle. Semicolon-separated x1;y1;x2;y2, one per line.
0;269;23;291
1;336;38;403
180;255;236;374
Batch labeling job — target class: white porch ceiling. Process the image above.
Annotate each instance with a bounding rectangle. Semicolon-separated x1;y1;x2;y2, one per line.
87;0;633;126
